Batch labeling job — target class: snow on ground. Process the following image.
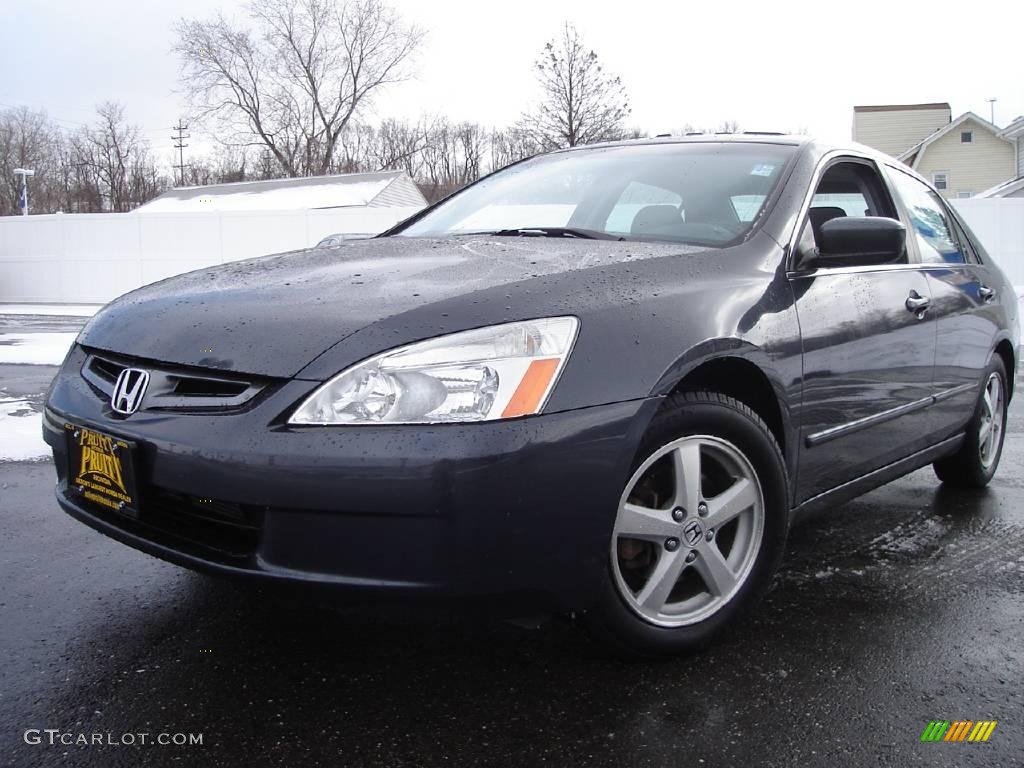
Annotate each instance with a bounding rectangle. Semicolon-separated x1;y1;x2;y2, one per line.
0;304;100;317
869;516;950;557
0;333;77;365
0;398;48;461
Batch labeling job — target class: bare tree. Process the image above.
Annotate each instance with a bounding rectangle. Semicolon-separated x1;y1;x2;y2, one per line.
0;103;166;215
72;102;152;211
127;152;166;205
519;23;630;150
332;122;374;173
417;118;487;202
52;136;96;213
716;120;742;134
255;147;281;179
214;145;251;183
183;157;217;187
186;145;252;185
368;118;428;176
0;107;62;215
490;126;540;170
175;0;423;177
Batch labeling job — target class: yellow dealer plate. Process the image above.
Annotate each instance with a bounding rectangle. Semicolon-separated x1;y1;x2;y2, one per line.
65;424;139;517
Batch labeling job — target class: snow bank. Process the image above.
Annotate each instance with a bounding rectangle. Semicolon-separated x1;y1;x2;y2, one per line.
0;398;48;461
0;333;77;365
0;304;100;317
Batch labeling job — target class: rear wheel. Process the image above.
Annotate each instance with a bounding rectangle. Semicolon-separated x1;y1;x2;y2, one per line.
588;391;789;657
933;357;1009;488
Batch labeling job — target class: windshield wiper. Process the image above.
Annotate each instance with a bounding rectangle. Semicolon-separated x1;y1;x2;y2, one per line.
490;227;626;241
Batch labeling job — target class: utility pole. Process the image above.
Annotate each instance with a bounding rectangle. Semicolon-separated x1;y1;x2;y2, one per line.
172;121;190;186
13;168;35;215
985;98;997;125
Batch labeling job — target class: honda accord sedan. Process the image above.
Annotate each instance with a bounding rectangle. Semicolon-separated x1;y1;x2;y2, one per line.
44;135;1019;656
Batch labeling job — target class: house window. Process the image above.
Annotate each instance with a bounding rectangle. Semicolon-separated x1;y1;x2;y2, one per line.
956;191;974;199
932;172;948;190
961;130;973;143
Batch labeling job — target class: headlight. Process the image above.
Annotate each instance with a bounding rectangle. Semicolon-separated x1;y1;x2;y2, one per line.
289;317;579;425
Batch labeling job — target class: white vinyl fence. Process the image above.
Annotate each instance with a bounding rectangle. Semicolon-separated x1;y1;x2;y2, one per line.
951;197;1024;289
0;199;1020;306
0;206;421;304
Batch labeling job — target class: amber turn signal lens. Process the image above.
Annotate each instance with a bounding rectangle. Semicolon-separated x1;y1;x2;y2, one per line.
501;358;560;418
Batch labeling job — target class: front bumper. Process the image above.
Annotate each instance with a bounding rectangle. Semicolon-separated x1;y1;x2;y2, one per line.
45;346;658;612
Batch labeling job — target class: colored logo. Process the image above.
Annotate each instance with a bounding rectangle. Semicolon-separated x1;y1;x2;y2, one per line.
921;720;997;742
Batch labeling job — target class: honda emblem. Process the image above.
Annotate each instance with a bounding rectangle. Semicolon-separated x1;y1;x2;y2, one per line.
111;368;150;415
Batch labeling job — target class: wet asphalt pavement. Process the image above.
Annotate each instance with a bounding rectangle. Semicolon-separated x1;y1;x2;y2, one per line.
1;316;1022;767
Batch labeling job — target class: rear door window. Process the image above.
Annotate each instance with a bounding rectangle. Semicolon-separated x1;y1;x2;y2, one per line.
888;170;965;264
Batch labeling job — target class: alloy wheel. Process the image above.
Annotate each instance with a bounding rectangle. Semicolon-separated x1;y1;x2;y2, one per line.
611;435;765;627
979;372;1005;470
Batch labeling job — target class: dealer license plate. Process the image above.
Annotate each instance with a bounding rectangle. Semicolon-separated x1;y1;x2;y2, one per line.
64;424;140;518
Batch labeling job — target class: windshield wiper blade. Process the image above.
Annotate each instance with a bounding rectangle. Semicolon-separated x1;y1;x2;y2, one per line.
491;227;626;241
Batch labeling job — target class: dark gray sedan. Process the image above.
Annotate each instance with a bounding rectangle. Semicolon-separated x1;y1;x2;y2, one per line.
44;136;1019;656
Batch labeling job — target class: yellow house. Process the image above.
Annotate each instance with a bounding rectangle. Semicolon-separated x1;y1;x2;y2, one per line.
852;104;1016;199
853;103;951;158
978;116;1024;198
898;112;1016;200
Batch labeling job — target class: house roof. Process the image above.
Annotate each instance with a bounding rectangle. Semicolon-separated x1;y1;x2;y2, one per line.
897;111;1010;168
999;116;1024;140
137;171;416;213
854;102;950;113
977;176;1024;198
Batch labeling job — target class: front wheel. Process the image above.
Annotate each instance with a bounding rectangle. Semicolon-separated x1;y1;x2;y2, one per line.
587;391;789;657
933;357;1009;488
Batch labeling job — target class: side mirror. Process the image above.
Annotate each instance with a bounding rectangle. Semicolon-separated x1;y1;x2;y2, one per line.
809;217;906;269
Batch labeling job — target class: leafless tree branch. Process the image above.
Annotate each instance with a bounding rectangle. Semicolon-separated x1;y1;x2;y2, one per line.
518;23;631;150
174;0;423;177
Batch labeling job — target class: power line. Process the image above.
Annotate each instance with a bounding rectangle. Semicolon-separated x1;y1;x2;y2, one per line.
172;121;190;186
0;100;174;134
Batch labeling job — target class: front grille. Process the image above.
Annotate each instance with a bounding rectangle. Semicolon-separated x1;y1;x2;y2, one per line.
88;355;123;385
72;484;265;564
80;348;269;412
171;377;249;398
148;488;261;530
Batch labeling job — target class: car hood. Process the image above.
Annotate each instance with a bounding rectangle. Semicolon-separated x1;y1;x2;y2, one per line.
78;235;709;379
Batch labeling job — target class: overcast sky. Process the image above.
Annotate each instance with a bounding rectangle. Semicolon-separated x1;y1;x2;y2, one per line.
3;0;1021;167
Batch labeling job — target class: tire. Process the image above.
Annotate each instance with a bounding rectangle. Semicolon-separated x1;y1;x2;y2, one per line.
587;391;789;658
933;356;1009;488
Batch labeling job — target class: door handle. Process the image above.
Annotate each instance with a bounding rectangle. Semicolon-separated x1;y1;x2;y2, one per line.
905;291;930;314
979;285;996;303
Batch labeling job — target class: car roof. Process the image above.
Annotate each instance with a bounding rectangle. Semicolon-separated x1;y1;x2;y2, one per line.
552;133;899;168
565;133;809;149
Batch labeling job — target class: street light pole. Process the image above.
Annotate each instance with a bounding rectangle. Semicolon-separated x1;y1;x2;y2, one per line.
13;168;35;216
985;98;997;125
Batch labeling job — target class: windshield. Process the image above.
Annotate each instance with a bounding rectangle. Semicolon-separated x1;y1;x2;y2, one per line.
393;142;796;246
